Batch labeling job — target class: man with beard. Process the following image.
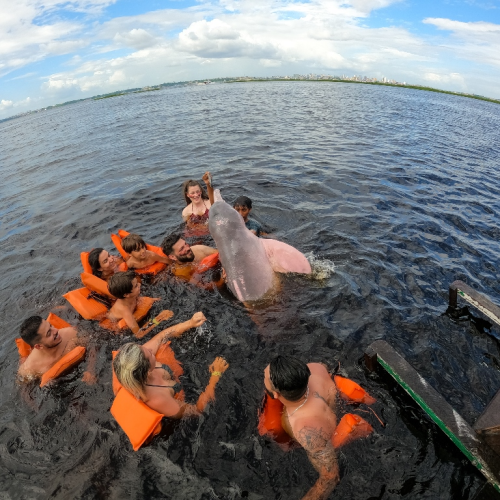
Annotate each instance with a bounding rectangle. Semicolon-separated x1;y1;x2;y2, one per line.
161;232;219;285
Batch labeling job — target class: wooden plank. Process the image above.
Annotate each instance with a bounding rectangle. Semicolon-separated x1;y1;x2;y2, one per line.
449;280;500;327
365;340;500;492
476;390;500;432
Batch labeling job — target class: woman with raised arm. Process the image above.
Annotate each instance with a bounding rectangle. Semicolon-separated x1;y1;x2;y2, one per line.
113;312;229;417
181;172;214;234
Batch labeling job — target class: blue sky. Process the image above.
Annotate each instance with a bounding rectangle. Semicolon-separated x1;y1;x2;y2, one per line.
1;0;499;119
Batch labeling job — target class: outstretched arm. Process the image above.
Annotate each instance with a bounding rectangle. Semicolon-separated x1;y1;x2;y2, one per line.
82;346;98;384
156;357;229;419
143;312;206;354
295;421;340;500
202;171;214;205
196;357;229;411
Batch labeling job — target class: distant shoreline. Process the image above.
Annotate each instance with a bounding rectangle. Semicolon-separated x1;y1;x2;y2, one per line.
226;78;500;106
2;78;498;123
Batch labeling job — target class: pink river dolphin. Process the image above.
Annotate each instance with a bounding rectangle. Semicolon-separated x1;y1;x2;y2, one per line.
208;190;311;302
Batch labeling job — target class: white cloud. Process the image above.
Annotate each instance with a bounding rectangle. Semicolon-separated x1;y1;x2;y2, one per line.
0;0;116;77
423;72;466;84
0;96;31;112
0;99;13;110
34;2;491;100
2;0;500;119
423;17;500;68
424;18;500;36
113;28;159;50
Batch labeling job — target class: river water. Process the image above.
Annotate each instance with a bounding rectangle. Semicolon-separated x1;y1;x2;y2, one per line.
1;81;500;499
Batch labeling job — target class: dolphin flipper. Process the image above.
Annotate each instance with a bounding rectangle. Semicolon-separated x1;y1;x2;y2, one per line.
261;239;311;274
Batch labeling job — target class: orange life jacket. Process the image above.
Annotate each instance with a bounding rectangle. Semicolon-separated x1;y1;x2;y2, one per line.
63;271;157;332
80;251;93;274
63;272;113;320
111;229;168;275
332;413;373;448
334;375;376;405
15;314;86;387
258;376;375;449
80;251;126;275
110;343;184;451
197;252;220;273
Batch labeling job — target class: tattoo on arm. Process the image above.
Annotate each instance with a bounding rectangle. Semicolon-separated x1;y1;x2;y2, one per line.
313;391;328;404
296;425;339;478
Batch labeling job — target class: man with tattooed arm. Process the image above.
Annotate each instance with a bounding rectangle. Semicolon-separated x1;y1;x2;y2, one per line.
264;355;340;499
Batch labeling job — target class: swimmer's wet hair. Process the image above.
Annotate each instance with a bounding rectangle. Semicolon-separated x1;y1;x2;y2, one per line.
122;234;146;254
108;271;137;299
183;179;209;205
270;355;310;402
161;232;182;257
233;196;252;209
20;316;43;347
113;343;150;399
88;247;105;278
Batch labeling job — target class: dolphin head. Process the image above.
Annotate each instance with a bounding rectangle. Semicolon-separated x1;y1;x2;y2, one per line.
208;190;274;302
209;191;247;236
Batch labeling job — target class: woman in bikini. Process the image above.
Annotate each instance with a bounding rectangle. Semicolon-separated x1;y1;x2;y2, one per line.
181;172;214;236
113;311;229;418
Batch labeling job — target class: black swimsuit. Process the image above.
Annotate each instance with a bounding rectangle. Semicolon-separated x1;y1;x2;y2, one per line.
145;364;182;395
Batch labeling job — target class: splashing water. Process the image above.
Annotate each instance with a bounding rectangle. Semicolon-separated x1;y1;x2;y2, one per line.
305;253;336;280
193;321;214;346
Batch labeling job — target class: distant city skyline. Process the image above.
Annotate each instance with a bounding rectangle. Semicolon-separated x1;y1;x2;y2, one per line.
1;0;499;120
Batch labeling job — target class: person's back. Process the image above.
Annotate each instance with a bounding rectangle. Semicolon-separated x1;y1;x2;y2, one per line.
265;356;340;499
283;363;338;443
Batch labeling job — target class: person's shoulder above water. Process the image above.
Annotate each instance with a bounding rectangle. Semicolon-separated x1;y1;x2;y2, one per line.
17;316;79;379
245;218;263;236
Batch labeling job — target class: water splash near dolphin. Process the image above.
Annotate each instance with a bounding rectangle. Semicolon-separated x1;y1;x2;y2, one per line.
209;190;311;302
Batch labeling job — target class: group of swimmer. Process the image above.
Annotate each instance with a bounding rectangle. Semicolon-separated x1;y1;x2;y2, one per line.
16;173;371;499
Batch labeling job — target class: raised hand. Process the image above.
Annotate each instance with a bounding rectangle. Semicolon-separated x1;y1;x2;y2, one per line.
190;312;207;328
209;357;229;376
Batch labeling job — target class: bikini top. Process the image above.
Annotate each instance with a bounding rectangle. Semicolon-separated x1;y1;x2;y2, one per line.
145;364;182;395
190;201;209;223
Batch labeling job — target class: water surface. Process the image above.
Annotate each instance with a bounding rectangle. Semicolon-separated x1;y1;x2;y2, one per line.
1;81;500;499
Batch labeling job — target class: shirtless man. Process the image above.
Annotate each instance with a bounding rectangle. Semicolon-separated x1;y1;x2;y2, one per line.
107;271;173;336
264;356;340;500
161;232;218;283
121;233;170;271
18;316;96;383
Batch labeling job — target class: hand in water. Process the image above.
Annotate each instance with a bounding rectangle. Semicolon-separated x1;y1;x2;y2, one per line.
209;357;229;375
190;312;206;328
156;310;174;322
202;171;212;187
82;371;97;385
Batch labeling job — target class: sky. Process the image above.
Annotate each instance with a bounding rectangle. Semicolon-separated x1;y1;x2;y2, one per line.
1;0;499;119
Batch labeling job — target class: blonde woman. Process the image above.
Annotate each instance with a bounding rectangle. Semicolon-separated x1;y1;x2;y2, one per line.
113;311;229;417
